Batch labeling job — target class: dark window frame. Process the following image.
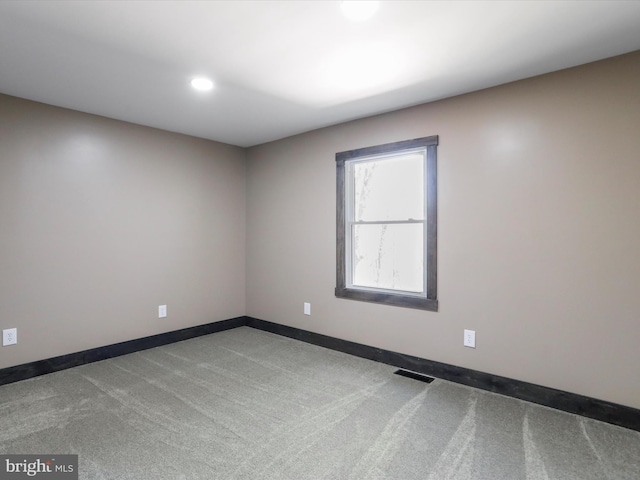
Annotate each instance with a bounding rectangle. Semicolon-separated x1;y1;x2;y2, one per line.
335;136;438;311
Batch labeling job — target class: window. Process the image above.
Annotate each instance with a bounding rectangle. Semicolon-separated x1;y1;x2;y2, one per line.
335;136;438;311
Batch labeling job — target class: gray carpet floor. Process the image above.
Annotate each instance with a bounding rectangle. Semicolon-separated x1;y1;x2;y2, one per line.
1;326;639;479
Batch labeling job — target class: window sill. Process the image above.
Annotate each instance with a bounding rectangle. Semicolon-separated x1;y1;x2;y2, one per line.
335;287;438;311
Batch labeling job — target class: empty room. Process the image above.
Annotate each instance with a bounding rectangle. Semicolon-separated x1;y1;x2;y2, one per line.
1;1;639;479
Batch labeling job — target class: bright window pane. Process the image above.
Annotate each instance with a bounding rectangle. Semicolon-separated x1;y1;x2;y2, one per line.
353;153;424;222
352;223;423;293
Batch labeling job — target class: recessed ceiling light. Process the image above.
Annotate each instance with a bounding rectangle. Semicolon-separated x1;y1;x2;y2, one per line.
340;1;379;22
190;77;214;91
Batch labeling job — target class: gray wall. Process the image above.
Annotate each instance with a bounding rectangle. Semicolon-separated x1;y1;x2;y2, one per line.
246;51;640;409
0;95;246;369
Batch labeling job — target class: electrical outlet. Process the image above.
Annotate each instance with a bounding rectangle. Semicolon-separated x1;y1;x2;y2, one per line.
158;305;167;318
464;329;476;348
3;328;17;346
304;302;311;316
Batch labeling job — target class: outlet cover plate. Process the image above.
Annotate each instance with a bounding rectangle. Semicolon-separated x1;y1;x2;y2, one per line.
3;328;17;346
304;302;311;316
158;305;167;318
464;329;476;348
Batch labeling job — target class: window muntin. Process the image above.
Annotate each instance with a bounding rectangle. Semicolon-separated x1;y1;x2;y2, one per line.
336;136;438;311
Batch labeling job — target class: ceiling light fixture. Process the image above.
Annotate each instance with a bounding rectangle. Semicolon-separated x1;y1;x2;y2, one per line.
340;1;379;22
190;77;214;91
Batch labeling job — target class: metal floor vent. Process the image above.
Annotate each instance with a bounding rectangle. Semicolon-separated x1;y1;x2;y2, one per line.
394;369;435;384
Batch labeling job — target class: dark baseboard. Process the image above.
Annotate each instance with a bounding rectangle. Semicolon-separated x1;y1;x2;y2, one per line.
246;317;640;432
0;316;246;387
2;315;638;432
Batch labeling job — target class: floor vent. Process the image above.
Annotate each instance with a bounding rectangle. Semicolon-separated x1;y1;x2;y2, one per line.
394;369;435;384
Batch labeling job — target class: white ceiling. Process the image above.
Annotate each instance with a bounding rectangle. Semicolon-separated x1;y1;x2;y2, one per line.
1;1;639;148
